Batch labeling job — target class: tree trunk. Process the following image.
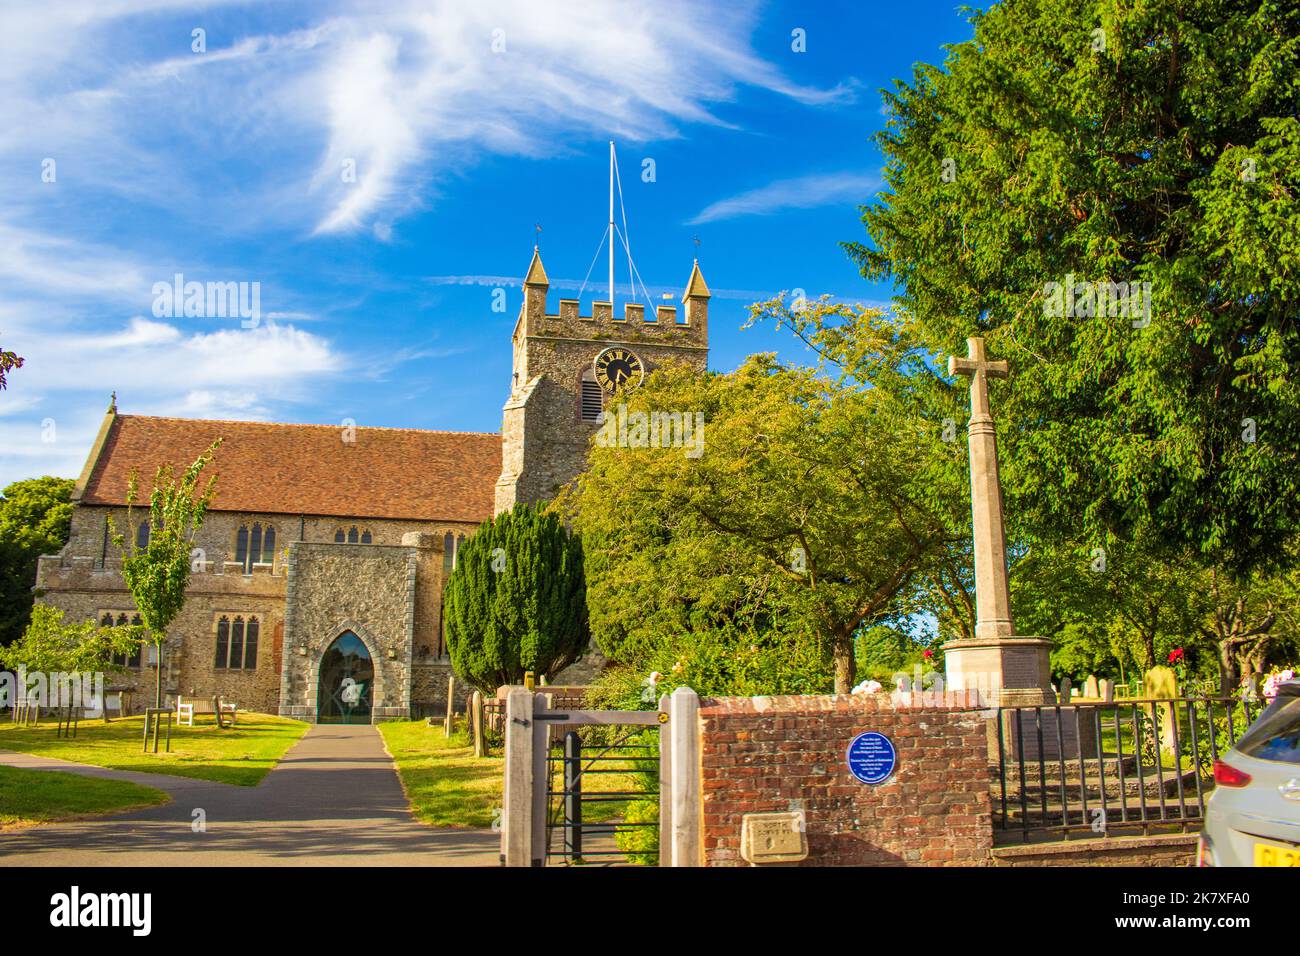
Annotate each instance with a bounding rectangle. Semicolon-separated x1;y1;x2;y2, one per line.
1218;642;1239;697
833;637;854;695
154;639;163;710
1140;630;1156;672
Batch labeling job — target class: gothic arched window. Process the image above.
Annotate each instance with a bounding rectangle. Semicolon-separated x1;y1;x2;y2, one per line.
136;521;151;550
214;614;260;670
336;526;371;545
104;610;142;667
229;616;246;669
215;615;230;668
244;616;259;669
443;532;454;571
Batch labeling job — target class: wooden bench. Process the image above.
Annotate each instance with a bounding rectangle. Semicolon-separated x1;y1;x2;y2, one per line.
175;695;238;728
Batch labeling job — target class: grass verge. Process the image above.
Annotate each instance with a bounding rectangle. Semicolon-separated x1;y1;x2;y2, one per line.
378;719;502;828
0;713;308;786
0;764;169;828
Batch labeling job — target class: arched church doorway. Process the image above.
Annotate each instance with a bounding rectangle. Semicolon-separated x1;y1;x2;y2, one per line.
317;631;374;724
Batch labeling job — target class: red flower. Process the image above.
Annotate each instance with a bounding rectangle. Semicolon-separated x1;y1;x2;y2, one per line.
923;649;934;659
1168;648;1185;664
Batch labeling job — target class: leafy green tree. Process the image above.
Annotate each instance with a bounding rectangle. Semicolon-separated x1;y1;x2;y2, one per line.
0;603;143;676
111;440;221;708
567;318;964;693
0;477;75;647
850;0;1300;576
443;502;588;693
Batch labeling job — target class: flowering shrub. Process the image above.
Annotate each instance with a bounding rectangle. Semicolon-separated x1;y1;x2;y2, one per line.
851;679;883;694
1259;665;1297;702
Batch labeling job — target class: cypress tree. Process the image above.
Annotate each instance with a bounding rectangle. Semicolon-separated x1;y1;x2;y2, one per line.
444;502;588;693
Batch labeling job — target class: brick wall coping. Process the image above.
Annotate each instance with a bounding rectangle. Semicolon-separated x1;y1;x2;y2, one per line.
698;689;986;716
991;833;1198;859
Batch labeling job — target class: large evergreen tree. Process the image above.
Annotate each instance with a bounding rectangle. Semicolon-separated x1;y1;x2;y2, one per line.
850;0;1300;575
442;503;588;693
0;477;75;647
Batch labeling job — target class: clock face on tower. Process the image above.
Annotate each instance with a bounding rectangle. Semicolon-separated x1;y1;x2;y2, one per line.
592;347;644;393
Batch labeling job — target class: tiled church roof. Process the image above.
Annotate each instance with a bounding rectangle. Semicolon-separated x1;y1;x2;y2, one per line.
78;414;501;523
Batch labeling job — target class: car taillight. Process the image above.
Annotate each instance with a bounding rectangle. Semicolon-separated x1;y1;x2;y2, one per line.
1213;759;1252;787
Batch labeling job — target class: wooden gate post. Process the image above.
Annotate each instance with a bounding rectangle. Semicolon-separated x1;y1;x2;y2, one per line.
502;687;535;866
470;690;485;757
530;692;550;866
444;675;456;737
658;693;673;867
668;687;702;866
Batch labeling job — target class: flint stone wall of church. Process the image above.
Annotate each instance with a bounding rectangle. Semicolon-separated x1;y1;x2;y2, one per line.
40;506;468;718
57;505;475;577
279;542;418;721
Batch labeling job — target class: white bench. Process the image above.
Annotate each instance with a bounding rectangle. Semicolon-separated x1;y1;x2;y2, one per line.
175;695;238;727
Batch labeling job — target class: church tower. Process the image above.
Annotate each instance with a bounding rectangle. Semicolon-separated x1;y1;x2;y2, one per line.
494;249;711;513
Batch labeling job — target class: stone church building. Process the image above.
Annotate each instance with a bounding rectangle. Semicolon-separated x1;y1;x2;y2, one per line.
35;250;710;722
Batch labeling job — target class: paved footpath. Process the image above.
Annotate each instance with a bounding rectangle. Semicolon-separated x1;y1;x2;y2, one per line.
0;724;500;866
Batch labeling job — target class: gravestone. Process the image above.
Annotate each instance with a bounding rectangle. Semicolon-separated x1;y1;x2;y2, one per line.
1100;679;1115;703
1143;665;1179;754
1058;677;1072;702
1083;675;1099;699
1242;674;1259;701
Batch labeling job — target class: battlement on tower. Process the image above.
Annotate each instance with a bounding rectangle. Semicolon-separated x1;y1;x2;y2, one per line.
513;248;709;351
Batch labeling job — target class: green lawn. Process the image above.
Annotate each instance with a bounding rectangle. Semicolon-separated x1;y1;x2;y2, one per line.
0;765;170;828
0;713;308;786
378;719;502;828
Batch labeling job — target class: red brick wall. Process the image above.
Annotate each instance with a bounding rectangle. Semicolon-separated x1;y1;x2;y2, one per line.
991;834;1197;867
699;691;993;866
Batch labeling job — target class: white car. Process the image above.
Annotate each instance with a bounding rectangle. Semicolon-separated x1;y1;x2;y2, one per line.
1199;681;1300;866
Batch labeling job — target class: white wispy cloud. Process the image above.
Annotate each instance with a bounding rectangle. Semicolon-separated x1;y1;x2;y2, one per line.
688;171;881;225
0;0;855;236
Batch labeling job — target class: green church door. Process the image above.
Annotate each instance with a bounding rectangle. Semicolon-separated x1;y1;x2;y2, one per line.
317;631;374;724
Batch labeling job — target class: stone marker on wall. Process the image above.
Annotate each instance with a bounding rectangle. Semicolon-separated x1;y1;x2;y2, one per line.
1083;675;1099;699
1100;679;1115;703
739;811;808;866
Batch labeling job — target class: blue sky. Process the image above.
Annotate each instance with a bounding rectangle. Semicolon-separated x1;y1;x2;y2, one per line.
0;0;975;487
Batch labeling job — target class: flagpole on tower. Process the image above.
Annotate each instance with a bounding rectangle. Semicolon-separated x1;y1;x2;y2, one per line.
608;141;615;309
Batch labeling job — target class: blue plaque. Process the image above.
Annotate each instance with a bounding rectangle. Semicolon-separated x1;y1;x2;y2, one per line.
846;731;896;784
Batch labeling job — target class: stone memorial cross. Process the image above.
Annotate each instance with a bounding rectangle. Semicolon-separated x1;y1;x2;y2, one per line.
949;337;1013;640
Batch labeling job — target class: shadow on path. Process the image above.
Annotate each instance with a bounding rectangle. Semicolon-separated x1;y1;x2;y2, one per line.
0;724;499;867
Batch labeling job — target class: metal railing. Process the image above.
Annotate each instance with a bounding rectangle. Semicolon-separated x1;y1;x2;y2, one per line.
546;729;659;866
994;695;1263;841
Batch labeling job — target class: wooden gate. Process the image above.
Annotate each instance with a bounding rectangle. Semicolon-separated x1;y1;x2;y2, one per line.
500;686;701;866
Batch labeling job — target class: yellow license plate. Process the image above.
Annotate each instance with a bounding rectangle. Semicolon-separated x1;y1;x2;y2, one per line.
1254;841;1300;867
